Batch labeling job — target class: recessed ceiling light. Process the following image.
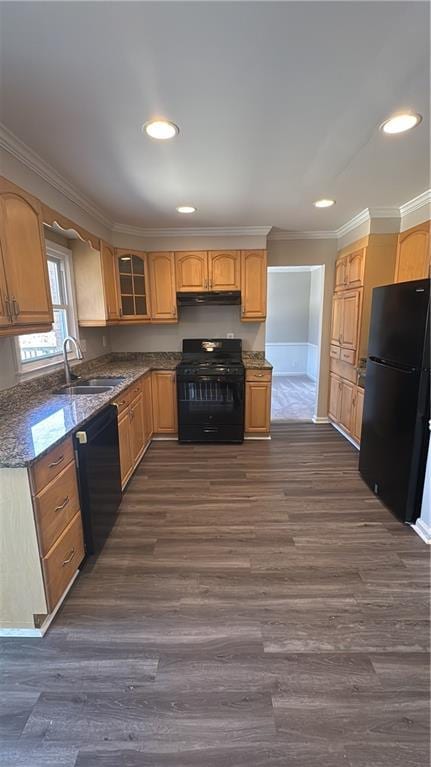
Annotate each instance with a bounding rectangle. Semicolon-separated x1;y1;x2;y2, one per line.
143;120;179;140
176;205;196;214
313;199;335;208
380;112;422;135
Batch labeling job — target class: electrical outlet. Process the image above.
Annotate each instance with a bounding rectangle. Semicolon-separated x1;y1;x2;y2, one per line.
80;339;87;353
102;335;107;348
227;332;234;339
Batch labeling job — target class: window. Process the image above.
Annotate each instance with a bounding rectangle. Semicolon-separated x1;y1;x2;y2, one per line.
16;243;77;374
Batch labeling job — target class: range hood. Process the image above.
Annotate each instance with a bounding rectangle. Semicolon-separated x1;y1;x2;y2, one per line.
177;291;241;306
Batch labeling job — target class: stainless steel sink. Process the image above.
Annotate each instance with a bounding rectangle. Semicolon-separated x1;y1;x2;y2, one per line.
79;377;126;386
54;385;112;395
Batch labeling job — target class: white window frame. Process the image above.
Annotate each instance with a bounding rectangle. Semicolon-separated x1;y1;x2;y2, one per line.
14;242;78;378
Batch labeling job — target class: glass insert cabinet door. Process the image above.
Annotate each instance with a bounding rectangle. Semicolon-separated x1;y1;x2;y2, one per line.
116;251;150;319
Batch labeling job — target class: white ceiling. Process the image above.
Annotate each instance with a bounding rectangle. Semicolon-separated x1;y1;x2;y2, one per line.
0;2;429;231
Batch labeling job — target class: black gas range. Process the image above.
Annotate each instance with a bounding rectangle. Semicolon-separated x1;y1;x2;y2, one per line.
176;339;245;443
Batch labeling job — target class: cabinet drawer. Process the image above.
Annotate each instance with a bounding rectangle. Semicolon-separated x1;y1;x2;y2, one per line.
128;379;143;401
31;437;74;494
34;460;80;556
340;348;355;365
330;344;341;360
112;387;132;414
245;369;272;382
42;511;84;611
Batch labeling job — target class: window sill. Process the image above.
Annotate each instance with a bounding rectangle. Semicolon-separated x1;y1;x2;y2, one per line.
16;355;78;383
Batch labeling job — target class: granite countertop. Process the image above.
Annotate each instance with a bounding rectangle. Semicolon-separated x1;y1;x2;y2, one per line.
242;353;273;370
0;354;179;469
0;351;271;468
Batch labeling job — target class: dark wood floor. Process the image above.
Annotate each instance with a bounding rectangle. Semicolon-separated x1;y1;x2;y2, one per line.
1;424;430;766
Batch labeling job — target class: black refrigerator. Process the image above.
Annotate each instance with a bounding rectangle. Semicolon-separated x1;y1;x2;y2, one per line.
359;278;430;524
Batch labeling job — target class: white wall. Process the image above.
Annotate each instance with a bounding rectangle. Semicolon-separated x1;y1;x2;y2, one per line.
266;272;311;343
414;438;431;543
109;305;264;352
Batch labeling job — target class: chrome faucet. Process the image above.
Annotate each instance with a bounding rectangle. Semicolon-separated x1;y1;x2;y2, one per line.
63;335;84;385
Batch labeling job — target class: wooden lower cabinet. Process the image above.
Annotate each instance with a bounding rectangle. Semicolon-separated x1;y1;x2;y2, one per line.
152;371;177;433
328;373;364;445
41;511;84;611
130;392;145;465
142;372;154;444
118;408;134;488
351;387;364;443
339;380;355;433
245;380;271;434
328;373;342;421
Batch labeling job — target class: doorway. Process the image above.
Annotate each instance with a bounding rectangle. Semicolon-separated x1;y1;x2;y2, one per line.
265;266;324;422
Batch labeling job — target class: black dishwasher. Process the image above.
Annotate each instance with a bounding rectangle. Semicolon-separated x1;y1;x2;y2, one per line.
75;405;122;556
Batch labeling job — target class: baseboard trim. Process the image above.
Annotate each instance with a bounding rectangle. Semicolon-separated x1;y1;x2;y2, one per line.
244;435;271;440
312;415;329;424
411;518;431;544
330;420;360;450
272;371;307;377
152;435;178;441
0;570;79;637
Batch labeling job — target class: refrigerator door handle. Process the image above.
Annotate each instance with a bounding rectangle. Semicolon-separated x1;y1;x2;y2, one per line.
369;356;417;373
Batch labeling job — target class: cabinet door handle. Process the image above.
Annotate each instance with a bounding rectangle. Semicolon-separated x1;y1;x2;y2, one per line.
62;548;75;566
55;496;69;512
4;295;12;322
48;455;64;468
11;296;20;318
172;306;177;317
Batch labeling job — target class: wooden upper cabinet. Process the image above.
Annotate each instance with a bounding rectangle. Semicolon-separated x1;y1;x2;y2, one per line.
0;177;52;330
0;240;10;328
175;251;208;292
208;251;240;291
148;252;177;322
330;295;343;346
334;257;347;291
395;222;430;283
341;290;361;350
116;250;151;321
101;242;119;321
346;249;365;288
241;250;267;321
152;371;177;433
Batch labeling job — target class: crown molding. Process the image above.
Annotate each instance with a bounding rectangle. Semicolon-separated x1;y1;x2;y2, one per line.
112;223;272;238
0;123;112;229
268;229;337;241
400;189;431;218
335;208;370;239
368;206;400;219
